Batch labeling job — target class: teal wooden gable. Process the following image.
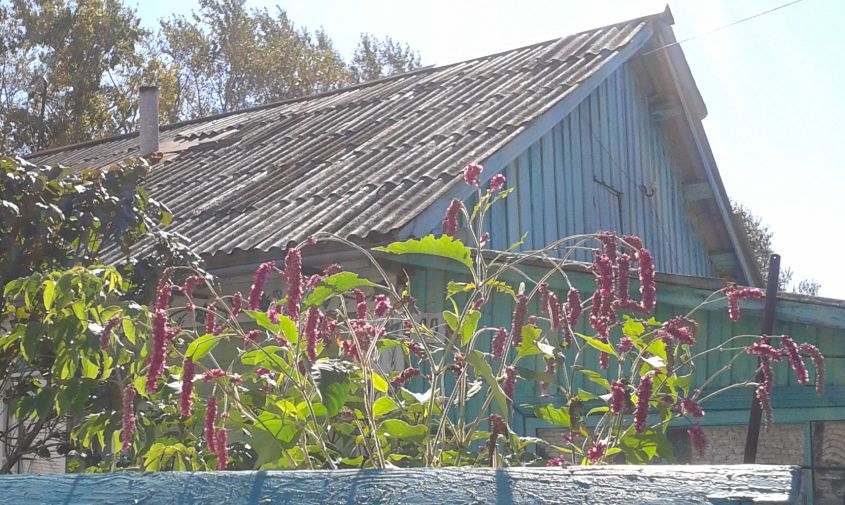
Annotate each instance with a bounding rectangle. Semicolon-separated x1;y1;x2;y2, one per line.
478;62;715;277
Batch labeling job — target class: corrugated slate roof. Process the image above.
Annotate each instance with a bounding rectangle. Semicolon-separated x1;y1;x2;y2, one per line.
28;13;663;257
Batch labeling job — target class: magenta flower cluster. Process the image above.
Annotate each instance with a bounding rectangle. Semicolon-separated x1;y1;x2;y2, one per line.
121;384;136;452
610;380;627;414
99;316;120;349
634;373;653;434
181;357;195;417
391;367;421;385
725;284;764;322
688;423;707;456
248;261;274;311
510;294;528;347
283;248;303;321
442;199;463;237
146;272;173;393
492;326;508;360
463;163;483;186
502;366;517;400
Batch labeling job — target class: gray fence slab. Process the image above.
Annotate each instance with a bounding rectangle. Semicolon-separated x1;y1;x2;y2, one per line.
0;465;800;504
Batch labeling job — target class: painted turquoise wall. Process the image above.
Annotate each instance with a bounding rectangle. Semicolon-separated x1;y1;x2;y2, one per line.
469;63;715;277
406;261;845;428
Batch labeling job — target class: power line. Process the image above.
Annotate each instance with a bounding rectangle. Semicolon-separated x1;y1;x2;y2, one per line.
643;0;808;55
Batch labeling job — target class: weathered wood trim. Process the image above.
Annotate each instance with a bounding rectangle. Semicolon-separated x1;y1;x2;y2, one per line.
0;465;800;504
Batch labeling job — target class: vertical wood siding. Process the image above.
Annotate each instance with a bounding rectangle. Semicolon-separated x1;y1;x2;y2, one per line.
408;265;844;427
481;63;714;277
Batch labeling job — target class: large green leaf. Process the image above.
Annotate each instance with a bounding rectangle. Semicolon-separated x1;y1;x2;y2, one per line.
578;369;611;391
443;309;481;345
516;324;544;358
534;404;571;427
575;333;618;357
373;396;398;418
245;311;298;343
380;419;427;441
374;234;473;270
305;272;378;307
311;360;351;417
466;350;509;421
185;334;222;361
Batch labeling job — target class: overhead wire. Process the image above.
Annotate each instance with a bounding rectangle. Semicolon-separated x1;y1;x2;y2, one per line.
643;0;808;55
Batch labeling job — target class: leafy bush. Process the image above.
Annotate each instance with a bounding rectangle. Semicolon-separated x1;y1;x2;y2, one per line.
1;162;824;471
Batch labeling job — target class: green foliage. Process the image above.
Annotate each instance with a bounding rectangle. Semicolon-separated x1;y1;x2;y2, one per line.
0;160;821;473
375;235;474;271
732;201;820;295
0;156;199;473
1;0;421;154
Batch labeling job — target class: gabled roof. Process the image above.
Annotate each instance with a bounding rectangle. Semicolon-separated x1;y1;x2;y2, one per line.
28;12;660;251
26;8;759;284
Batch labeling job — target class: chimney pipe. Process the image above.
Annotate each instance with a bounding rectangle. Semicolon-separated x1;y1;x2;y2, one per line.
139;85;159;157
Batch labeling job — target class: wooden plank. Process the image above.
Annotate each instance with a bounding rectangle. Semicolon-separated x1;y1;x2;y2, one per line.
517;152;533;250
490;169;508;251
506;162;520;248
529;142;544;248
552;123;567;254
541;132;558;249
0;465;801;505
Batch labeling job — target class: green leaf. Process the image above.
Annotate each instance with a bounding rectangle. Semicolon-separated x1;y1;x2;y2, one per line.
42;280;56;310
578;369;610;391
446;281;475;298
374;234;473;270
575;333;618;357
587;406;609;417
311;360;350;417
186;334;222;361
372;372;388;393
3;277;25;298
305;272;378;307
534;404;570;427
380;419;427;441
80;357;99;379
122;318;136;345
458;310;481;345
241;346;288;368
21;322;45;361
373;396;398;418
245;311;298;343
466;350;509;421
134;375;149;398
442;310;458;332
622;318;645;338
516;324;543;358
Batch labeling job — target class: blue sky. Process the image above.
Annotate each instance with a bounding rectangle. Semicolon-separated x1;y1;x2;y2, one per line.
134;0;845;298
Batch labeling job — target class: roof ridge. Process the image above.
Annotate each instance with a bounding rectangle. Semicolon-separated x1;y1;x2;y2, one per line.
27;7;672;160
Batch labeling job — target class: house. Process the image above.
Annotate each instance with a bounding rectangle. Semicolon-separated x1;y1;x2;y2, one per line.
25;7;844;502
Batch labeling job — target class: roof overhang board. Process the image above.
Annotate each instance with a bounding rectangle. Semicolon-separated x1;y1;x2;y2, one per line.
399;23;656;240
650;23;761;286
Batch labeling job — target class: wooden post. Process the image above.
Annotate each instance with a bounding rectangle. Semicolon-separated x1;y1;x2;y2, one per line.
743;254;780;464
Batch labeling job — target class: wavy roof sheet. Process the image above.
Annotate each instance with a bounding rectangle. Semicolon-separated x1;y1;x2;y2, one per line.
28;14;662;257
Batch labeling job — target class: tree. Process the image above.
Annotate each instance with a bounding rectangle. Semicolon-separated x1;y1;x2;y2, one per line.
0;155;200;472
157;0;421;119
1;0;422;154
732;202;820;296
351;33;421;83
2;0;147;152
